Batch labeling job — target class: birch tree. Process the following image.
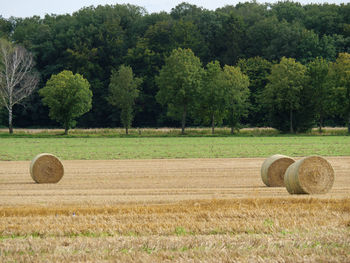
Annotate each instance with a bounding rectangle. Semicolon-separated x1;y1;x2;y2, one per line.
0;39;39;133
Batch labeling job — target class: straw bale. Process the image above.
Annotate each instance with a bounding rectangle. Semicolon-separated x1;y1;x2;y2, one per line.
30;153;64;183
261;154;295;187
284;156;334;194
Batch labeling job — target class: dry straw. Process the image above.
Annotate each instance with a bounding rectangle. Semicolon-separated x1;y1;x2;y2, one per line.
284;156;334;194
30;153;64;184
261;154;295;187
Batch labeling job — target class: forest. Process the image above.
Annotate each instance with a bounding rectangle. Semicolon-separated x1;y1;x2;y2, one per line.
0;1;350;133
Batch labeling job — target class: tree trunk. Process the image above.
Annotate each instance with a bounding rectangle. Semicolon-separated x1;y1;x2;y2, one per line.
290;108;294;133
318;115;323;133
231;126;234;135
64;127;68;135
8;105;13;134
181;104;187;135
211;113;215;135
126;127;129;135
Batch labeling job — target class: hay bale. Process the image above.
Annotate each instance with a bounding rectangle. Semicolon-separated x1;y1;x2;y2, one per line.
30;153;64;184
284;156;334;194
261;154;295;187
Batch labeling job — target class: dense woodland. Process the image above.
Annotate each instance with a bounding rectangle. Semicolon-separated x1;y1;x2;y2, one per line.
0;1;350;132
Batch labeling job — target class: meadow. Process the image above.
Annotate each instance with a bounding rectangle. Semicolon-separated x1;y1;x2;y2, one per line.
0;129;350;161
0;128;349;262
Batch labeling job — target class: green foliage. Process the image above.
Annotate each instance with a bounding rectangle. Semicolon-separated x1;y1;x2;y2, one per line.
212;11;246;65
328;53;350;133
39;70;92;134
172;19;207;58
156;48;203;134
0;17;13;39
272;1;305;23
171;3;203;20
307;57;331;131
237;57;272;126
196;61;227;134
107;65;142;134
263;57;308;133
174;227;188;236
223;65;250;134
1;2;350;130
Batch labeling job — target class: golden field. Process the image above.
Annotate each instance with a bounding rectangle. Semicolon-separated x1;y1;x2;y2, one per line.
0;157;349;262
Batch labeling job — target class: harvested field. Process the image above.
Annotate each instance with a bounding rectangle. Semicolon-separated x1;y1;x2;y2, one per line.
0;157;349;205
0;157;349;262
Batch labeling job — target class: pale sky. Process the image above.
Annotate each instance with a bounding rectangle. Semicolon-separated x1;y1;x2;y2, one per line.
0;0;348;19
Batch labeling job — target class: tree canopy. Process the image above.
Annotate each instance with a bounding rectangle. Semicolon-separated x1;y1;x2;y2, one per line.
0;2;349;132
107;65;142;134
39;70;92;134
156;48;203;134
263;57;307;133
306;57;331;131
328;53;350;132
223;65;250;134
196;61;227;134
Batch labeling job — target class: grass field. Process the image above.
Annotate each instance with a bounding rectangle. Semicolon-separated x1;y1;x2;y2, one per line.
0;130;349;262
0;136;350;161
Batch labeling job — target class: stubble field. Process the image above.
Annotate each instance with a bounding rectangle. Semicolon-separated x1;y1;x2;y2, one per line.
0;157;349;262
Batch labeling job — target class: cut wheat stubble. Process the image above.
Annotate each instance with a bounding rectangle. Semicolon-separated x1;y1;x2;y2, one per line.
30;153;64;184
284;156;334;194
261;154;295;187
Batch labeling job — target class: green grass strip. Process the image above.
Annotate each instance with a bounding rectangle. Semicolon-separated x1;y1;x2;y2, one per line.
1;136;349;161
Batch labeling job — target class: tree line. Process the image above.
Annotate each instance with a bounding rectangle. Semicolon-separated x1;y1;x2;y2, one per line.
0;1;349;133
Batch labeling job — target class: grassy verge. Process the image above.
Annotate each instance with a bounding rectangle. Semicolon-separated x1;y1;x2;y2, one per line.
0;127;348;138
0;135;349;160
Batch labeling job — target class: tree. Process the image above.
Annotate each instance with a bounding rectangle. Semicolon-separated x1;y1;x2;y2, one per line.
107;65;142;134
156;48;203;134
272;1;305;23
172;19;208;59
212;11;246;65
39;70;92;135
328;52;350;133
237;57;272;126
3;2;350;130
263;57;307;133
170;2;203;20
223;65;250;134
245;16;277;59
0;17;13;39
307;57;331;132
0;39;39;134
196;61;227;134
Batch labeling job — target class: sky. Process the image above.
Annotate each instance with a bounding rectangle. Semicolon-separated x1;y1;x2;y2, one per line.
1;0;348;19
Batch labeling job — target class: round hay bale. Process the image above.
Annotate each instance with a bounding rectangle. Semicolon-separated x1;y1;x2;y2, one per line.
261;154;295;187
30;153;64;184
284;156;334;195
